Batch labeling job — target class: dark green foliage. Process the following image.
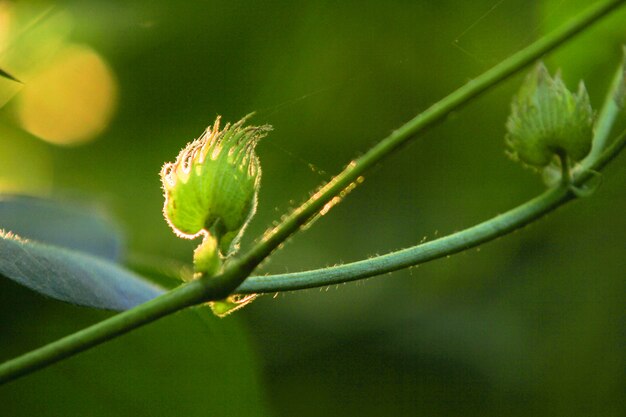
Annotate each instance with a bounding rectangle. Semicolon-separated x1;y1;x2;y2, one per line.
0;288;267;417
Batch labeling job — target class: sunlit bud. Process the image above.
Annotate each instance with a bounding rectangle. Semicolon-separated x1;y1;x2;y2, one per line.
190;234;221;279
506;62;594;167
161;115;271;260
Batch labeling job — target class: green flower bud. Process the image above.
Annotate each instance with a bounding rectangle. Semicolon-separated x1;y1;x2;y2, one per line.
506;62;594;167
161;115;271;259
191;234;221;278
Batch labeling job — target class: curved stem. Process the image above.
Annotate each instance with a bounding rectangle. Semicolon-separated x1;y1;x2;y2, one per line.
204;0;626;297
239;190;569;293
559;152;572;186
0;0;624;386
0;280;207;384
584;49;626;166
236;131;626;294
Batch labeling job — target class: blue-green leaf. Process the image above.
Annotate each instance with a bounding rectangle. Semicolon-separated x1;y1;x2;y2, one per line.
0;231;164;311
0;194;122;261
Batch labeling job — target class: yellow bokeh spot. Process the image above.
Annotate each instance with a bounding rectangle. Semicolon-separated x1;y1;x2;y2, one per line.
18;44;117;146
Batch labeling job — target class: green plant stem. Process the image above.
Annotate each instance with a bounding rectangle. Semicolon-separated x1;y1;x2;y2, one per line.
582;52;626;169
0;0;624;386
2;139;623;389
236;131;626;294
204;0;626;297
0;280;207;385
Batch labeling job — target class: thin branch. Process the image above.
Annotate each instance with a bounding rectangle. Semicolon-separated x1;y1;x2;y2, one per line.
1;0;624;386
582;48;626;169
236;131;626;294
201;0;626;298
0;280;208;385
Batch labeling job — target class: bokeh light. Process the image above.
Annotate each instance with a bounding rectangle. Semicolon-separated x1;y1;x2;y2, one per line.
0;2;118;145
18;43;117;145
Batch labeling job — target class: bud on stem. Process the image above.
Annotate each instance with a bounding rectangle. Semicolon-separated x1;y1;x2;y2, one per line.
160;114;271;315
506;62;594;175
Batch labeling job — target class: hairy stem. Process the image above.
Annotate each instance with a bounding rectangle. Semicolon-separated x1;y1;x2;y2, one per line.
559;152;572;186
1;0;624;386
236;131;625;294
197;0;626;298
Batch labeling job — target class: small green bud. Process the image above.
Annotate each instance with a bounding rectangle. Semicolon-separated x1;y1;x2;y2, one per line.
506;62;594;167
161;115;271;260
191;234;221;278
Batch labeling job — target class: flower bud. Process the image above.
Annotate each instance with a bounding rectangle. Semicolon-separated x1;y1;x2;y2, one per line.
191;233;221;278
506;62;594;167
161;115;271;259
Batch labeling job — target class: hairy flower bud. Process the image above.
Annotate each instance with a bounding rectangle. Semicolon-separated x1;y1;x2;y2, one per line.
506;62;594;167
161;115;271;259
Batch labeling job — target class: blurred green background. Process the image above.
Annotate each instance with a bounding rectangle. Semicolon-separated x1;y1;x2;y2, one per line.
0;0;624;416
